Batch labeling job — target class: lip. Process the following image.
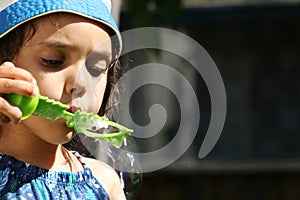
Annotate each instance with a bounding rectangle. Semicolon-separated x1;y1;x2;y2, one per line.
67;106;82;114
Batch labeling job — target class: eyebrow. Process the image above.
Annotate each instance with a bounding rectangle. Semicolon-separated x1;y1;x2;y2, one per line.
89;50;112;58
38;40;112;58
38;40;72;49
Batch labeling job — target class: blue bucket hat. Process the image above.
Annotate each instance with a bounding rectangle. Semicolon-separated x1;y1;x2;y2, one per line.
0;0;122;55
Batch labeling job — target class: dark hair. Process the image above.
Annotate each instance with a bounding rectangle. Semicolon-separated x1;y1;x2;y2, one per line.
0;15;121;157
0;23;33;63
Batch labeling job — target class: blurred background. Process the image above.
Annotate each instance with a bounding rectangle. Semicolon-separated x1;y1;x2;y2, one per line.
112;0;300;199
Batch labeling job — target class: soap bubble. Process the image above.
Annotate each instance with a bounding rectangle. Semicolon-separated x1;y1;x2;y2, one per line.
76;134;143;200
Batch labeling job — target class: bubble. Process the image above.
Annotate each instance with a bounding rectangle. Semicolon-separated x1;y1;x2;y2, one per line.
71;26;226;198
77;134;143;200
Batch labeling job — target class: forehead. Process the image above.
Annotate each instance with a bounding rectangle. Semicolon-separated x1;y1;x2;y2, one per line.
26;13;112;53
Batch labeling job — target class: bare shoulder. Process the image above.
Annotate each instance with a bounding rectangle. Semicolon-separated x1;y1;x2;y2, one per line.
84;157;126;200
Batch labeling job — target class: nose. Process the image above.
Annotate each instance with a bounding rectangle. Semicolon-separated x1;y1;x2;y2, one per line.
65;64;87;99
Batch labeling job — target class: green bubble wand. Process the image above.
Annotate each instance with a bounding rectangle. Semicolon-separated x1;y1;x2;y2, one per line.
3;87;133;148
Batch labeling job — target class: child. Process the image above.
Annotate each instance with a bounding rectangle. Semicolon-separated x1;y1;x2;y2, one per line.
0;0;126;199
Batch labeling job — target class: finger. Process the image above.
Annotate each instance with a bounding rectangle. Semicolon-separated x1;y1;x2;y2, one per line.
0;79;37;97
0;62;36;83
0;97;22;123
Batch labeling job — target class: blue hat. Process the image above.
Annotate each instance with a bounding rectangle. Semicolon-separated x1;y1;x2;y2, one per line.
0;0;122;55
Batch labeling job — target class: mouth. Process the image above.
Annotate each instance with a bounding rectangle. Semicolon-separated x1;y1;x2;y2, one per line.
67;106;82;114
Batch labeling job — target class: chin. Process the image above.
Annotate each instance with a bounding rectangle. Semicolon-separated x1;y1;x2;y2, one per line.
53;121;77;144
56;131;77;145
24;116;77;145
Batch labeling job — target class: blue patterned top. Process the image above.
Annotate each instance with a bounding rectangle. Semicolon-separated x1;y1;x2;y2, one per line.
0;152;110;200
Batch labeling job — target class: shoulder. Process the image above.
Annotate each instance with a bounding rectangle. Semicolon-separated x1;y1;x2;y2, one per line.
84;157;126;200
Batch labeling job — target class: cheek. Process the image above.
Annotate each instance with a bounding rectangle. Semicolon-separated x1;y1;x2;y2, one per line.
36;75;64;98
94;75;108;110
74;74;108;113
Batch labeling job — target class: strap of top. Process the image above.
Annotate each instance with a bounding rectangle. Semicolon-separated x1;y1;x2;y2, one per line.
70;151;87;169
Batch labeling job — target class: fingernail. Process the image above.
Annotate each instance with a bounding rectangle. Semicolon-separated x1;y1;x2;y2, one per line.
31;86;38;97
32;78;37;85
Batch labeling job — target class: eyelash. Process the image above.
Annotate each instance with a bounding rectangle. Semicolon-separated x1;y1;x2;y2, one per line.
41;58;63;68
40;58;116;77
86;60;116;77
86;65;107;77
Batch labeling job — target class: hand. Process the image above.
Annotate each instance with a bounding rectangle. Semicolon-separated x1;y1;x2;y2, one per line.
0;62;37;124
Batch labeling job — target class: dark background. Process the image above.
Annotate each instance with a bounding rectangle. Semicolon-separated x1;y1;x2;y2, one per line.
119;2;300;200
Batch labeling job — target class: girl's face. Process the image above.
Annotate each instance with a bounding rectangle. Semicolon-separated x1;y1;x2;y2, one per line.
13;14;112;144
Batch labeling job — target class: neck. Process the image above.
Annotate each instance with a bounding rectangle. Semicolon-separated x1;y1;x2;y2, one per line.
0;124;75;171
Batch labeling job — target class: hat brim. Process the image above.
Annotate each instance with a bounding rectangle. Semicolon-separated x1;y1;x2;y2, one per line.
0;0;122;55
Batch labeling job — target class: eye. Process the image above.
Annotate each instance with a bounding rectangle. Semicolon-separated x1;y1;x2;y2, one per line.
86;65;107;77
41;58;63;68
